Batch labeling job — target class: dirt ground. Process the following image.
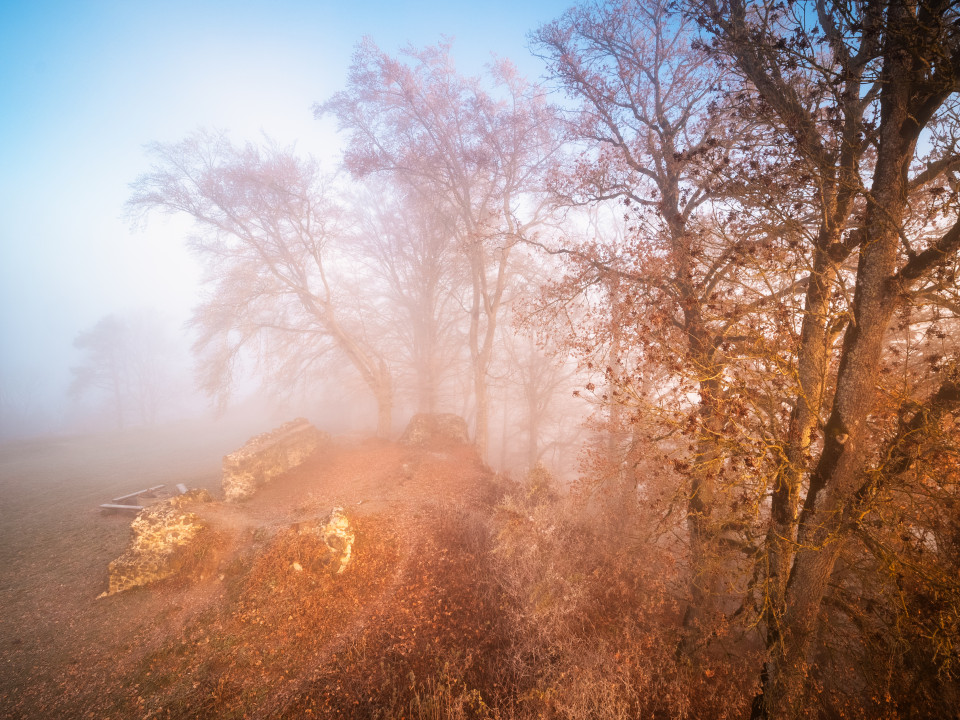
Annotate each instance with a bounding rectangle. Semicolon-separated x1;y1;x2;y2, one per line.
0;418;500;719
0;417;289;718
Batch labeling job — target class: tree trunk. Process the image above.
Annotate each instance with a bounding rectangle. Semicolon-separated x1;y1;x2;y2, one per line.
416;361;435;415
473;364;489;459
760;245;841;692
376;394;392;439
683;367;725;639
323;314;393;440
527;392;540;469
760;22;924;712
414;314;438;414
466;241;504;461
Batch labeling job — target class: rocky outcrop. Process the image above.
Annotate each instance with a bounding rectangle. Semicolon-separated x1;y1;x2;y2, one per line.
222;418;329;502
291;507;355;575
399;413;470;448
100;489;213;597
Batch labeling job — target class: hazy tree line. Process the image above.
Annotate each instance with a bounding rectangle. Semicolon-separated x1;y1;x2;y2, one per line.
1;310;194;439
125;0;959;716
68;310;192;430
127;42;582;471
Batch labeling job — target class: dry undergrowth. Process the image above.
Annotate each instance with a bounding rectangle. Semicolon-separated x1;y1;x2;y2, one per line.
110;509;509;719
3;432;759;720
102;464;755;720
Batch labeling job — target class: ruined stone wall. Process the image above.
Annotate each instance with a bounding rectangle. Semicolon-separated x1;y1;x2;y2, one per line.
399;413;470;447
222;418;329;502
100;489;213;597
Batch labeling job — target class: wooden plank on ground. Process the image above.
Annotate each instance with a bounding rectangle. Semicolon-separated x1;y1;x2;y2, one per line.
112;484;165;503
100;503;144;512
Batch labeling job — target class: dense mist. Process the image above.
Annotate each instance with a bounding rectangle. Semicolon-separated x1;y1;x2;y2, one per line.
3;0;960;718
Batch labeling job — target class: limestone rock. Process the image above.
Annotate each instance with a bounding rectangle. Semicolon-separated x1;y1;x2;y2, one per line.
294;507;355;574
222;418;329;502
399;413;470;448
100;490;213;597
321;507;355;574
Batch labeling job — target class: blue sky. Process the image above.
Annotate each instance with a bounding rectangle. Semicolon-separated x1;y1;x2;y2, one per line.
0;0;571;421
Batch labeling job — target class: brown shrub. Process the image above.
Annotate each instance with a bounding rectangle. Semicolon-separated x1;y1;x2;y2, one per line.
491;491;756;719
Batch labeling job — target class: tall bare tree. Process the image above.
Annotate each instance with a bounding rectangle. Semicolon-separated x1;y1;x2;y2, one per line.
318;40;561;457
350;183;466;415
128;131;395;437
533;0;754;634
535;0;960;713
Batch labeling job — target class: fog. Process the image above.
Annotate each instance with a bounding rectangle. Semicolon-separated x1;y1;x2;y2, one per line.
0;0;570;447
3;2;960;717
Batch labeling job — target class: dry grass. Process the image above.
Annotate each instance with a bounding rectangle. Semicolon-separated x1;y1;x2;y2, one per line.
1;423;758;720
490;487;756;720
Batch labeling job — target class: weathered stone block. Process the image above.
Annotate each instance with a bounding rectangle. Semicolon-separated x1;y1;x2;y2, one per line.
100;489;213;597
221;418;329;502
291;507;355;575
399;413;470;447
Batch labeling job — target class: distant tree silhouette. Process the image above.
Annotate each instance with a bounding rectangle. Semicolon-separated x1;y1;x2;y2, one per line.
70;311;173;428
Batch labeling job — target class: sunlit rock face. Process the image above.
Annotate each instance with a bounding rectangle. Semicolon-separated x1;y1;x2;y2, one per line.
291;507;355;575
399;413;470;447
100;489;213;597
222;418;329;502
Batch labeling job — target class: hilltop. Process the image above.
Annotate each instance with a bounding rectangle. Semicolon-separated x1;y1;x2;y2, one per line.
0;419;751;720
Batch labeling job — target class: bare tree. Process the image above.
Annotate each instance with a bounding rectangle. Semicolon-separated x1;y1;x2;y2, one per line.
70;310;175;428
533;0;755;635
693;0;960;715
534;0;960;714
350;182;466;415
128;131;395;437
318;40;561;457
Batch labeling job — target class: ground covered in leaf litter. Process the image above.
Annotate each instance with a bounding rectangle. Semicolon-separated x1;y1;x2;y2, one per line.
0;433;510;719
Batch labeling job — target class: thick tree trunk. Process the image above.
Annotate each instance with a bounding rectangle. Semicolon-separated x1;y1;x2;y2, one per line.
466;241;506;461
760;245;840;689
760;25;922;712
415;358;436;415
683;367;725;638
324;314;394;440
376;394;392;439
413;314;438;414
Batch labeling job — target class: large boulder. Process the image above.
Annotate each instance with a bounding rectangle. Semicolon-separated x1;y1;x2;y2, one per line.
399;413;470;448
222;418;329;502
100;489;213;597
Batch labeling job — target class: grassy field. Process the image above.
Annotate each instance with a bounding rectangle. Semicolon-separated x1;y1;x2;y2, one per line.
0;416;266;718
